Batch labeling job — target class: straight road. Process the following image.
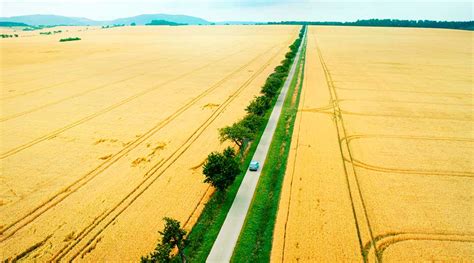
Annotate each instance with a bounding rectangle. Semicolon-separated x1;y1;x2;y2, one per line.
206;30;306;263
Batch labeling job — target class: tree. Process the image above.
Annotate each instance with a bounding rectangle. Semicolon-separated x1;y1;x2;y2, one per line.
219;121;254;150
261;75;284;98
141;243;172;263
203;147;241;191
131;22;137;26
246;96;270;116
141;217;188;263
241;114;263;131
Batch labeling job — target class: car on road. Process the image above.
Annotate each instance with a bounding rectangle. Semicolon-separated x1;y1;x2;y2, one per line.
249;161;260;171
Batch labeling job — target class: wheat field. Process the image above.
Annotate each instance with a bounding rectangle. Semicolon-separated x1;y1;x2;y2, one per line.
0;25;298;261
272;26;473;262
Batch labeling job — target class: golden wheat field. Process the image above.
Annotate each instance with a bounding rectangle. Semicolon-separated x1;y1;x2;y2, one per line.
0;25;298;261
272;26;474;262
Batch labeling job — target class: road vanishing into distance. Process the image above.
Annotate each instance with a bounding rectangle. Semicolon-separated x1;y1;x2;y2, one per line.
206;30;306;263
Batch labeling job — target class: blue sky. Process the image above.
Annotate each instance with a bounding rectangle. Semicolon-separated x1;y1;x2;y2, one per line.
1;0;472;21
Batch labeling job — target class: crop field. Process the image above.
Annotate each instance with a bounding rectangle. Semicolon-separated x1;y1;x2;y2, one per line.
272;26;473;262
0;25;298;261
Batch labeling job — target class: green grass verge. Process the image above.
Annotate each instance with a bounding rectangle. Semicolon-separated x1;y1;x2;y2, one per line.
231;37;306;263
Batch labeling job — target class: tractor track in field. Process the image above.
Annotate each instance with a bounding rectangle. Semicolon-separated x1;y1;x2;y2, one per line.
0;43;282;242
0;44;226;101
348;158;474;178
1;53;155;98
334;86;472;98
1;40;202;83
337;99;472;107
1;52;122;83
338;110;473;122
280;45;307;262
50;44;286;262
0;45;247;121
183;185;213;229
0;45;265;159
316;37;379;261
340;134;474;178
362;232;474;261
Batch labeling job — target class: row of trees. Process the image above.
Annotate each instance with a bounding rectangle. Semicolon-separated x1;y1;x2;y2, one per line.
204;25;305;192
269;19;474;30
142;26;306;263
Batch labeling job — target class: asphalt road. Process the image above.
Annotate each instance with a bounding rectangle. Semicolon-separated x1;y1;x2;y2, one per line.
206;30;306;263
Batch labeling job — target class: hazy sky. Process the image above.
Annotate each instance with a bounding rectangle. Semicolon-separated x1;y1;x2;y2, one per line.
1;0;472;22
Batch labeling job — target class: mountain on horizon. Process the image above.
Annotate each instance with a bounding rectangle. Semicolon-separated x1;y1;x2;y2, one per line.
0;14;211;26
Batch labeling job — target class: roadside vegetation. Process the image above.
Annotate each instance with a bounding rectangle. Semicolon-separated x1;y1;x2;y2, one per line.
141;25;305;262
142;218;188;263
59;37;81;42
232;35;306;262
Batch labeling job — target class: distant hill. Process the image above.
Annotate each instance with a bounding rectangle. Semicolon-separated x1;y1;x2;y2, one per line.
214;21;258;25
0;21;29;27
0;14;210;26
145;20;187;26
108;14;210;25
0;15;97;26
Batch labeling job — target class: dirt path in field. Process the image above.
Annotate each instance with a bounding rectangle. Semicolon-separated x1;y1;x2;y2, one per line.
206;29;306;263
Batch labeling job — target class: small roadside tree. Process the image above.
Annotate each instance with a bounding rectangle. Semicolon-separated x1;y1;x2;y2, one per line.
219;121;254;151
141;217;188;263
203;147;241;191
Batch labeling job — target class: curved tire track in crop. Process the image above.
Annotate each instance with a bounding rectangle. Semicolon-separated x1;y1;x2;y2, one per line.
362;232;474;261
316;39;379;261
341;134;474;178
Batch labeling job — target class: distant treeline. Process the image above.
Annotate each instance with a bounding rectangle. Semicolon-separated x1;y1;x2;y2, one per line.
268;19;474;30
0;21;29;27
146;19;187;26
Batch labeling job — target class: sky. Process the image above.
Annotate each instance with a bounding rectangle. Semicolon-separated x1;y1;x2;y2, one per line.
0;0;472;22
